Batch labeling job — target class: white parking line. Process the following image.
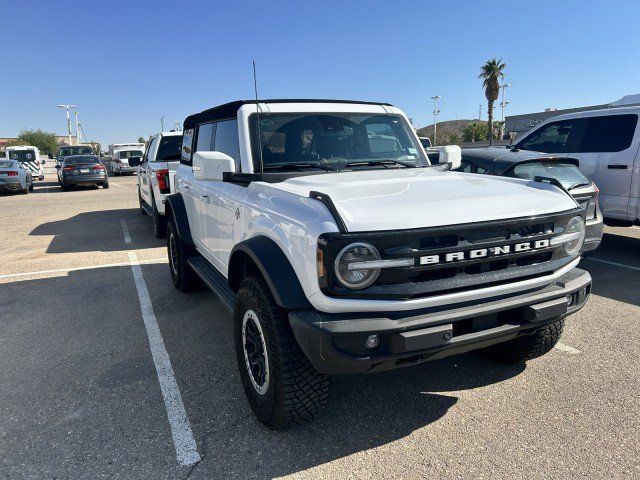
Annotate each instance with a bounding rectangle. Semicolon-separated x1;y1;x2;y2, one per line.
583;257;640;271
128;250;201;466
0;258;166;280
110;182;128;189
121;219;131;243
555;342;580;355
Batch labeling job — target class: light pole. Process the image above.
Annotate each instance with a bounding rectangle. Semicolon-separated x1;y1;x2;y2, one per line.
57;104;77;145
160;116;165;131
74;112;82;145
478;104;482;121
499;83;510;139
173;120;182;130
430;95;441;145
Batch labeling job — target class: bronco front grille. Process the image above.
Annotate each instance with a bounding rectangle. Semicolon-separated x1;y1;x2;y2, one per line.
317;209;582;300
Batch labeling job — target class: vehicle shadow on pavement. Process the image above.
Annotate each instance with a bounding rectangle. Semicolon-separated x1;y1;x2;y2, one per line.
30;208;162;253
167;282;527;480
582;232;640;307
187;353;525;479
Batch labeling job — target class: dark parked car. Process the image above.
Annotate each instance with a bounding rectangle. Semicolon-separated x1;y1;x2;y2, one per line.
56;155;109;191
457;147;603;253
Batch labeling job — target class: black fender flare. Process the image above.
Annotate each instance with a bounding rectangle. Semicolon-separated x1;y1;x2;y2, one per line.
229;236;311;310
164;193;194;246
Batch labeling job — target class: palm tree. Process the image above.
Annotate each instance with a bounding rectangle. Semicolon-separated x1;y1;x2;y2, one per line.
478;58;506;144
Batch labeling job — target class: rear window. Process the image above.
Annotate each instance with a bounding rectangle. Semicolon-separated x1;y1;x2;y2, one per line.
118;150;143;159
8;150;37;161
155;135;182;161
0;161;14;168
506;161;591;189
64;156;99;165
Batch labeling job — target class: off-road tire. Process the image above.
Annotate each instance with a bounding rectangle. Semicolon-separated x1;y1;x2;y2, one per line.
22;185;29;194
28;181;34;192
166;217;200;292
483;318;565;364
102;181;110;189
152;193;167;239
234;274;329;430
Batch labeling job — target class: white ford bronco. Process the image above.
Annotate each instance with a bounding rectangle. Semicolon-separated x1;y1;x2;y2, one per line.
165;99;592;429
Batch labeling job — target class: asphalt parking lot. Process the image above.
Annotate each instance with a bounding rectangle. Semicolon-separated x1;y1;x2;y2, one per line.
1;173;639;480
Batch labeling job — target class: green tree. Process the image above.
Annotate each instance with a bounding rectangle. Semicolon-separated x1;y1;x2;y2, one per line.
462;122;488;143
138;136;146;144
6;129;59;156
478;58;506;144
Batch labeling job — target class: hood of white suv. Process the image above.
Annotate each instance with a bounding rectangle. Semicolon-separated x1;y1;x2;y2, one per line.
264;168;578;232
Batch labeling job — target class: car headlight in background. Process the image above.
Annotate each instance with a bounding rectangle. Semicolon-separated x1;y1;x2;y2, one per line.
334;242;382;289
551;215;585;256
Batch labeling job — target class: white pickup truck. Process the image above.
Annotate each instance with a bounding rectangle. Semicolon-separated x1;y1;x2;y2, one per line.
165;99;591;430
137;131;183;238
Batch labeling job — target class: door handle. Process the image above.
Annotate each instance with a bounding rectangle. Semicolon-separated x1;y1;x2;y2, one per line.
607;164;628;170
201;195;211;204
182;184;190;192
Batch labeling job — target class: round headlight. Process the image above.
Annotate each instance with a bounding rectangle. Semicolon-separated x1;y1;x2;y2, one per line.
334;242;381;289
564;216;586;256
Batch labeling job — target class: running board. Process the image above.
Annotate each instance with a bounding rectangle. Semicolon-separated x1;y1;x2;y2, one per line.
187;256;236;313
140;201;153;216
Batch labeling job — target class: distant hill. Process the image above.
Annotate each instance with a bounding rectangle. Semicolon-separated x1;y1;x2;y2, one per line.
416;119;482;144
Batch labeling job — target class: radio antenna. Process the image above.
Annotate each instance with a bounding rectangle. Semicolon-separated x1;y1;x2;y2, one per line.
253;60;264;175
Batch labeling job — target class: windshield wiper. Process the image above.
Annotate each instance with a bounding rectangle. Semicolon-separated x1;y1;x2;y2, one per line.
263;162;338;172
346;159;418;168
567;182;591;191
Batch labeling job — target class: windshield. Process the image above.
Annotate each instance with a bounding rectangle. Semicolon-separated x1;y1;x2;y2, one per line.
506;161;591;189
249;113;427;171
59;146;93;156
8;150;37;162
119;150;143;159
156;136;182;161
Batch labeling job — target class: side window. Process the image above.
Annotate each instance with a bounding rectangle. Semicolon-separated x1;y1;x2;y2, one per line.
579;114;638;153
457;159;488;174
196;122;215;152
214;119;241;170
517;119;584;154
181;129;194;165
457;159;473;172
144;137;156;162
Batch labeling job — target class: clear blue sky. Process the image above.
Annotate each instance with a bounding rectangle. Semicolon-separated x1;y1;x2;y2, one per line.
2;0;639;146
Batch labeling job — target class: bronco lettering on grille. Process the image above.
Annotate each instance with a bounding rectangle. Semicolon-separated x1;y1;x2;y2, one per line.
419;239;550;266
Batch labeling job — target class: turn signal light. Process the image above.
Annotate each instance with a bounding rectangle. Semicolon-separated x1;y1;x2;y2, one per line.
92;164;105;170
6;171;18;176
63;166;74;171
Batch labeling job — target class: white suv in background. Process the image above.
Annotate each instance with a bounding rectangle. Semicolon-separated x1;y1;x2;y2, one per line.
513;106;640;226
138;131;183;237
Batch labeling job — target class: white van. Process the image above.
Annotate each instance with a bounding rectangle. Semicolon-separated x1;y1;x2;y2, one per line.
5;146;45;180
107;143;146;175
513;107;640;225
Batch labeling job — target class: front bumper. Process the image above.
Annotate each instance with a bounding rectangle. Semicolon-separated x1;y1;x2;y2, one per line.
63;174;107;186
582;215;604;253
289;267;591;374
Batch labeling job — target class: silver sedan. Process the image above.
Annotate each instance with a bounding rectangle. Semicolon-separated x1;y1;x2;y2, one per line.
0;159;33;194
